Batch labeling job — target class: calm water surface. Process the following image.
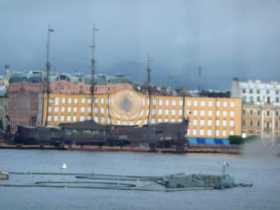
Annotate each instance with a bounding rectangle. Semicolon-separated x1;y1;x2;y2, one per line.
0;149;279;210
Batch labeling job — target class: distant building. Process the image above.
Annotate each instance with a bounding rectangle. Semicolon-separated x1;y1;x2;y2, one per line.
231;78;280;139
186;97;241;139
231;79;280;106
242;104;280;139
42;87;241;139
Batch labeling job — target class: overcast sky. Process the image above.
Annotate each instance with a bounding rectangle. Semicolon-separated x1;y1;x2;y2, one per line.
1;0;280;89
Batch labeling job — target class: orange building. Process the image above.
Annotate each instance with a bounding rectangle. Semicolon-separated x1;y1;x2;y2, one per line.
42;86;242;139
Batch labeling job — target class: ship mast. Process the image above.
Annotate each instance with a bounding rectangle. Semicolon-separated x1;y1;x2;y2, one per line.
146;55;152;125
90;25;98;121
44;25;54;126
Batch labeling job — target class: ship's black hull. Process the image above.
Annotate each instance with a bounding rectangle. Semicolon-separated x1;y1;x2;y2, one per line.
14;120;188;151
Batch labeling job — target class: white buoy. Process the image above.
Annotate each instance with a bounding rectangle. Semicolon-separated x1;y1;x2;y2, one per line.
62;163;67;169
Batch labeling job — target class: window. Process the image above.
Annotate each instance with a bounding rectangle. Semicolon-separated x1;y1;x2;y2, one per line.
216;111;220;116
200;120;205;126
200;130;205;135
67;116;71;122
207;130;212;136
230;102;235;108
158;109;162;115
192;129;197;135
193;101;198;106
208;120;212;126
81;98;86;104
61;107;65;112
54;107;59;112
208;101;213;107
223;102;228;107
60;116;64;122
67;107;72;112
200;110;205;116
68;98;72;104
73;116;77;121
47;116;52;121
74;98;78;104
223;120;227;126
73;107;77;112
216;130;220;136
81;107;85;112
223;111;227;117
216;120;220;126
208;111;213;116
171;110;176;115
172;100;176;106
230;111;234;117
230;121;235;127
48;107;52;113
242;89;246;94
165;100;169;106
200;101;205;106
61;98;66;104
193;120;197;126
165;110;169;115
159;100;163;106
55;98;59;105
249;89;253;94
257;89;260;94
267;97;271;104
267;111;270;116
179;100;183;106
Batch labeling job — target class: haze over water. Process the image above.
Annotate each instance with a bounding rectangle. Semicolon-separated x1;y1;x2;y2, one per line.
0;149;279;210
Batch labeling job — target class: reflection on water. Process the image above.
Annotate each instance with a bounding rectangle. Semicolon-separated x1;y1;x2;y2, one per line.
0;149;280;210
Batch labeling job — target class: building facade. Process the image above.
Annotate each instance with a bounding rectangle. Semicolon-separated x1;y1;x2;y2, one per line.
186;97;241;139
231;79;280;106
231;79;280;138
42;87;242;139
242;104;280;139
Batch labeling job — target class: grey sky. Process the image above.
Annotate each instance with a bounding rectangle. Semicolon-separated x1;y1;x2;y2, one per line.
1;0;280;89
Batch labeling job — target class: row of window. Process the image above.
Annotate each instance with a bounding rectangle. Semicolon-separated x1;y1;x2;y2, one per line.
48;106;187;117
191;120;235;127
47;115;183;124
243;96;280;104
48;106;106;114
242;89;280;95
243;120;280;128
187;101;235;108
190;129;235;137
151;99;183;106
244;110;280;117
49;97;106;105
192;110;235;117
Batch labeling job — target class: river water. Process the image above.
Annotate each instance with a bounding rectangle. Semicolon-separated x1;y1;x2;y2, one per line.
0;149;279;210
